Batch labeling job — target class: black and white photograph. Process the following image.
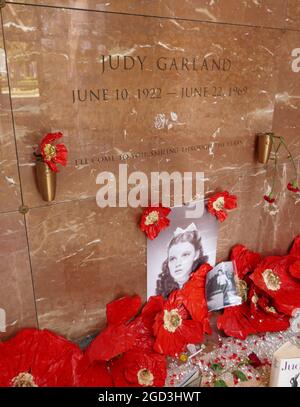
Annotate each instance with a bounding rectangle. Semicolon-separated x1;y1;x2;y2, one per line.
147;201;219;299
205;261;242;311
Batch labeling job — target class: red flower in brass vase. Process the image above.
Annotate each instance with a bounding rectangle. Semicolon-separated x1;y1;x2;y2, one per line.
140;205;171;240
207;191;237;222
38;132;68;172
153;290;203;356
111;350;167;387
0;328;81;387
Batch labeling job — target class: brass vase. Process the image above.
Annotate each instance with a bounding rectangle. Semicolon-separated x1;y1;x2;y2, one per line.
36;161;56;202
257;133;273;164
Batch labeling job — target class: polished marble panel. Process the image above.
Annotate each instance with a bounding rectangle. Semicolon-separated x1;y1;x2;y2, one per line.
8;0;289;29
0;14;21;212
2;4;283;208
0;212;37;341
26;200;146;339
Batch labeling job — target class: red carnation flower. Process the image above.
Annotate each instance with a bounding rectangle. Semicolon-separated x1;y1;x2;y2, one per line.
248;352;262;368
111;350;167;387
140;205;171;239
179;263;212;334
263;195;275;204
40;132;68;172
0;329;81;387
153;291;203;356
287;182;300;193
207;191;237;222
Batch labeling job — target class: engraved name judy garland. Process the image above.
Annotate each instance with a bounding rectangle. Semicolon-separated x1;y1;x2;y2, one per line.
71;54;248;103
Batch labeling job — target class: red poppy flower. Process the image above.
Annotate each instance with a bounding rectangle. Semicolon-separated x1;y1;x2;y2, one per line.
111;350;167;387
250;255;300;315
86;295;143;362
74;355;113;387
40;132;68;172
263;195;275;204
179;263;212;334
153;291;203;356
287;182;300;193
207;191;237;222
140;205;171;239
230;244;261;280
0;328;81;387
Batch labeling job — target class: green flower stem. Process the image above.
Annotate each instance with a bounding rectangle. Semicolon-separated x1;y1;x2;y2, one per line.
269;135;282;197
279;137;298;180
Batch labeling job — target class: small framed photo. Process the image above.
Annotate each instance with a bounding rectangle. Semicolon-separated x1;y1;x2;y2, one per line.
147;201;219;299
205;261;242;311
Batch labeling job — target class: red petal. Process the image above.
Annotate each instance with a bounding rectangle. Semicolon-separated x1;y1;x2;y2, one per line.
217;304;257;340
75;355;113;387
290;236;300;257
230;244;261;279
289;260;300;279
180;263;212;334
86;323;138;362
224;194;237;210
106;295;142;326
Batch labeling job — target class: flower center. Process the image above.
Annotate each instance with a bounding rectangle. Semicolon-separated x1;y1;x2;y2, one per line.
44;143;57;160
265;306;277;314
137;368;154;386
236;280;248;302
251;292;258;305
144;210;159;225
212;197;224;211
262;269;281;291
163;309;182;333
11;372;38;387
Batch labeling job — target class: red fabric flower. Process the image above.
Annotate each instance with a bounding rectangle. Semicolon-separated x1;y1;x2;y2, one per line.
111;350;167;387
153;291;203;356
287;182;300;193
207;191;237;222
74;355;113;387
40;132;68;172
0;328;81;387
230;244;261;280
140;205;171;239
179;263;212;334
263;195;275;204
86;295;143;362
250;255;300;315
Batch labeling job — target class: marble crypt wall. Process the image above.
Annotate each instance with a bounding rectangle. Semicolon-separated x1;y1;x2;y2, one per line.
0;0;299;341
